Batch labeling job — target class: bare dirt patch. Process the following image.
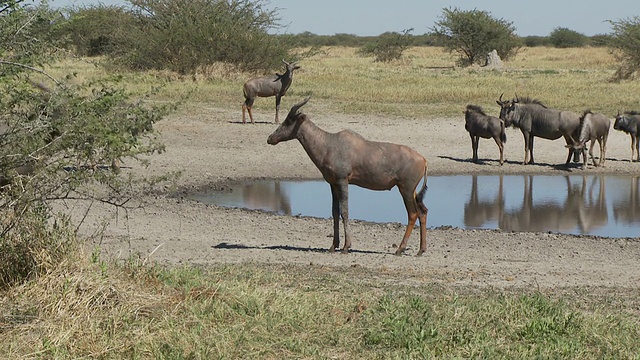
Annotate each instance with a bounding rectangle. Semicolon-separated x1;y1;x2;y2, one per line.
76;104;640;290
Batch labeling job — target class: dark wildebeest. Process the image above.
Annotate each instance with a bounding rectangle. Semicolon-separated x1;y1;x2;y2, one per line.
613;111;640;162
496;94;581;165
267;97;429;256
566;110;610;169
242;59;300;124
464;104;507;165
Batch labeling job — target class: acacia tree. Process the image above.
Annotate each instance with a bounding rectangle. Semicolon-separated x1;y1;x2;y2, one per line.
358;28;414;62
608;16;640;80
431;7;520;67
0;0;173;287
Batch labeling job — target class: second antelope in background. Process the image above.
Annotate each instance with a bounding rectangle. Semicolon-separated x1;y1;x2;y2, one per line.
464;104;506;165
242;59;300;124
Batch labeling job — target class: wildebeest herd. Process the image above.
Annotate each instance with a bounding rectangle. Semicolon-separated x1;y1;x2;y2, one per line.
242;60;639;256
472;93;638;169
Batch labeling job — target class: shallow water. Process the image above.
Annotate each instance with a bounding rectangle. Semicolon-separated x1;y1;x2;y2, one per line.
187;175;640;238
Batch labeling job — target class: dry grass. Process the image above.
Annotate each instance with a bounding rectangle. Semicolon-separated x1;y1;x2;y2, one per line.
1;258;638;359
44;47;638;120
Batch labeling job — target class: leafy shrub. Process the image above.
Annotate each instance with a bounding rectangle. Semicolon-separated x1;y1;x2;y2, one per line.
549;27;588;48
57;0;296;73
358;29;414;62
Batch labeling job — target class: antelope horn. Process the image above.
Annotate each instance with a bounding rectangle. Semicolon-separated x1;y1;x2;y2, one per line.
288;96;311;117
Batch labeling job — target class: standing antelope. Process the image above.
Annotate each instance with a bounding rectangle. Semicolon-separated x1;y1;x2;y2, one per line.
242;60;300;124
267;97;429;256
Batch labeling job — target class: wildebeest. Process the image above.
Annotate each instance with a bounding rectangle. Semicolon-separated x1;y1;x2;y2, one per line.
496;94;581;165
242;59;300;124
267;97;429;256
613;111;640;162
464;104;507;165
566;110;610;169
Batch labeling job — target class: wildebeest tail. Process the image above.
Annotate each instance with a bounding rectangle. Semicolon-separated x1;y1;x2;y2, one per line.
415;164;428;213
500;120;507;144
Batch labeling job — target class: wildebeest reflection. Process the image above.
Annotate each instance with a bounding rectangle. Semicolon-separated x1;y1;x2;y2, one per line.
613;176;640;226
241;180;292;215
498;176;608;234
464;176;504;228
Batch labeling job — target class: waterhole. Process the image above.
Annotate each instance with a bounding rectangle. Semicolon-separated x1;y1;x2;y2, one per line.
187;175;640;238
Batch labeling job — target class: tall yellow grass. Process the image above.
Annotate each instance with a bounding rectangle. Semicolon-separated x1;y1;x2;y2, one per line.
46;47;638;118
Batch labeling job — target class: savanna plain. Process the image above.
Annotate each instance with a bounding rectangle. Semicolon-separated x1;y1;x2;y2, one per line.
3;47;640;358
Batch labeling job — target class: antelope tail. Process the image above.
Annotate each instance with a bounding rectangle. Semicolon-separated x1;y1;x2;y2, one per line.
415;164;429;213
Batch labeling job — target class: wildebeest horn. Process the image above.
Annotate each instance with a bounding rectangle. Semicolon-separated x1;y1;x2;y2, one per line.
288;96;311;117
514;93;520;102
499;93;504;102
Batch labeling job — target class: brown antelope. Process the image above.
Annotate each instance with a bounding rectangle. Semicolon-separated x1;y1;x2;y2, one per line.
242;60;300;124
267;97;429;256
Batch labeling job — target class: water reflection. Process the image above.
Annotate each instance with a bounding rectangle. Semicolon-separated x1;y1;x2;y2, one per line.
240;180;291;215
479;176;608;234
188;175;640;238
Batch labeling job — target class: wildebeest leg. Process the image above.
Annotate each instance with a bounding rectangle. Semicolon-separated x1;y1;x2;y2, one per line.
525;133;535;164
470;134;479;162
588;139;597;167
243;98;255;124
634;134;639;162
564;136;574;164
329;184;341;252
521;132;529;164
274;94;282;124
333;181;351;253
493;135;504;165
598;136;607;167
529;136;535;164
395;185;420;256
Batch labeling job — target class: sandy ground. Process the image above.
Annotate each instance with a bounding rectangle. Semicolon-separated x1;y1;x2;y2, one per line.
74;102;640;290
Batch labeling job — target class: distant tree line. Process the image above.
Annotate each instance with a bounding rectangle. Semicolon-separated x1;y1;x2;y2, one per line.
10;1;640;75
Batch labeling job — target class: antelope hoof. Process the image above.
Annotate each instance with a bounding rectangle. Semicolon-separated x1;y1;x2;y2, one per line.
394;248;405;256
341;248;349;254
416;249;425;257
328;246;336;253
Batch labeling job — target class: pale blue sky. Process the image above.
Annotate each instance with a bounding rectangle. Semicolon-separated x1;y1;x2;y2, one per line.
46;0;639;36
